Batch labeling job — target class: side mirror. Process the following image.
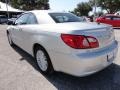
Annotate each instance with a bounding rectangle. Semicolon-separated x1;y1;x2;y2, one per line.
7;20;15;25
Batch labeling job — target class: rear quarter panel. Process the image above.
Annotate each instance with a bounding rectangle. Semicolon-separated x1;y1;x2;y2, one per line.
23;25;73;70
21;25;72;56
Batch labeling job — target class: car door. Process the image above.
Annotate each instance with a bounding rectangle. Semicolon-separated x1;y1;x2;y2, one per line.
103;16;113;25
11;13;29;48
112;16;120;27
19;13;38;53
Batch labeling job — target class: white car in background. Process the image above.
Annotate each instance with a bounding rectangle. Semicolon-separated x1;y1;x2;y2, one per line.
7;10;118;77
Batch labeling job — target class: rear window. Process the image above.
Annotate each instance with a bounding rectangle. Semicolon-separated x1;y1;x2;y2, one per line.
49;13;81;23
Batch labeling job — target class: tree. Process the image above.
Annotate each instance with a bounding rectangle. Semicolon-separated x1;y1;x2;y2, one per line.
0;0;50;10
89;0;120;14
72;2;92;16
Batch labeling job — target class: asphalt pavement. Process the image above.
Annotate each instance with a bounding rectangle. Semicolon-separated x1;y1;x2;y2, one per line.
0;25;120;90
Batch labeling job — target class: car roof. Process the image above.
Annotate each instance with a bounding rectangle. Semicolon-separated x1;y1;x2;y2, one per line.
100;14;120;18
24;10;70;24
105;14;120;17
106;14;114;16
28;10;68;14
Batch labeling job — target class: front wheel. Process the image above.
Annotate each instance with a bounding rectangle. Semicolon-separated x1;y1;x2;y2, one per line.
34;46;54;75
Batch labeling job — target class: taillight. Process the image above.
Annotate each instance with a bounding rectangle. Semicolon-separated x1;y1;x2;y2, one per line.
61;34;99;49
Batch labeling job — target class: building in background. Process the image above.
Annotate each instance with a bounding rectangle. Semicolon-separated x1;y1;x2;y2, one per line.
0;1;23;24
0;1;23;18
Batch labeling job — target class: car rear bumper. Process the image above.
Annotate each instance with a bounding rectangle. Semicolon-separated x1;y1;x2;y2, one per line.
50;41;118;77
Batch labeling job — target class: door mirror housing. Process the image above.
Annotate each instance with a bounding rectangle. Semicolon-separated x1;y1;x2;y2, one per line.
7;20;16;25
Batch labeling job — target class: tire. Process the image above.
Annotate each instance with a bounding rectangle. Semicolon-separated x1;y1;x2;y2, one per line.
7;32;14;46
34;46;54;75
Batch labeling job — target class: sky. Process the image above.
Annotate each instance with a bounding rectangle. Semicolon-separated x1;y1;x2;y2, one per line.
49;0;89;11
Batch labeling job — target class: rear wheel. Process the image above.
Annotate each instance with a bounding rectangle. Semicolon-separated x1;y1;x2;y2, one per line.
34;46;54;75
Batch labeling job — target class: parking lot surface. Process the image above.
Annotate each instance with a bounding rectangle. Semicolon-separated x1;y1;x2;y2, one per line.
0;25;120;90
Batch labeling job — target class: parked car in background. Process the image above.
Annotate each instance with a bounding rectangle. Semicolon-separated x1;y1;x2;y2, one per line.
96;14;120;27
7;10;118;77
0;15;8;24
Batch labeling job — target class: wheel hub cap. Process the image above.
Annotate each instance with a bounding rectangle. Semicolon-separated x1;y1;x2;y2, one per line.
36;50;48;71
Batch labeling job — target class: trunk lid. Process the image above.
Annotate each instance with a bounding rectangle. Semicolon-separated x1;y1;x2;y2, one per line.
70;26;114;50
51;22;114;50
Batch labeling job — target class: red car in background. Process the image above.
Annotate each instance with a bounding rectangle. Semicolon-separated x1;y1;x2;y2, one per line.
96;14;120;27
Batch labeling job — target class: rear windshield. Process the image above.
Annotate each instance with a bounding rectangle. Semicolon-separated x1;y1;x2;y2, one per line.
49;13;81;23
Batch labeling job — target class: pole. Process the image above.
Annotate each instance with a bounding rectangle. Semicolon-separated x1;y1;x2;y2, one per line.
5;0;9;23
94;0;97;21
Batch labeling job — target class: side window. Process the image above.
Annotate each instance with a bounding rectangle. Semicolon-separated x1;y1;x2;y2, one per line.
113;16;120;20
105;16;112;20
27;13;38;24
15;13;29;25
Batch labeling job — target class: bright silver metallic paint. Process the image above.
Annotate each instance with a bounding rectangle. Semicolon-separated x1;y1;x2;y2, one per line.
7;10;118;76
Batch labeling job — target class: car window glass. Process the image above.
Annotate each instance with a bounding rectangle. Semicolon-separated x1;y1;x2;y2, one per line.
105;16;112;20
49;13;81;23
27;13;38;24
113;17;120;20
55;16;69;23
15;13;29;25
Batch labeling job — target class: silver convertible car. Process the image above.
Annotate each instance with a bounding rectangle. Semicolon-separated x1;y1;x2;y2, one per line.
7;10;118;77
